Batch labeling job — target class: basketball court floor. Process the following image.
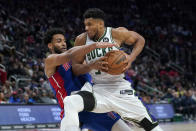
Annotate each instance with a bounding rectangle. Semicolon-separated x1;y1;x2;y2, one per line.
5;121;196;131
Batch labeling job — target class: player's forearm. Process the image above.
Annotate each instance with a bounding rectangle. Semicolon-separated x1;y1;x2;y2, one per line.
45;44;97;67
68;43;97;59
128;37;145;62
72;63;92;76
45;52;71;68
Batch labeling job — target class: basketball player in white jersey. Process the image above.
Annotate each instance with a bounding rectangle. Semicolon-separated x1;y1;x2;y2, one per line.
69;8;163;131
44;28;132;131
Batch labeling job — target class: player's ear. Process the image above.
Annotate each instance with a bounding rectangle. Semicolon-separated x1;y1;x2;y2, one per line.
100;20;104;26
48;43;53;50
97;19;104;27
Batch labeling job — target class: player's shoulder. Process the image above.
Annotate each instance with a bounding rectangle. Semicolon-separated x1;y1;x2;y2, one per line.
112;27;129;33
75;33;87;46
111;27;129;39
45;54;53;62
45;53;56;61
44;54;55;69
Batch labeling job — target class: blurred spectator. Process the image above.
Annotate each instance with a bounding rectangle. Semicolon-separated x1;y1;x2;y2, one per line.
192;89;196;101
0;92;7;103
40;89;55;104
1;80;13;98
21;93;35;104
0;66;7;85
31;90;42;103
9;91;21;103
39;77;50;91
171;92;183;114
161;88;174;101
48;91;57;104
181;90;196;120
0;55;7;85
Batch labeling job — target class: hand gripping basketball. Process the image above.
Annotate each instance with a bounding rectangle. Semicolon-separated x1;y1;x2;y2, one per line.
104;50;128;75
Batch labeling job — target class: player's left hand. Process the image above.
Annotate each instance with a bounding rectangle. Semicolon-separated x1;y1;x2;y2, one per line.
122;54;133;72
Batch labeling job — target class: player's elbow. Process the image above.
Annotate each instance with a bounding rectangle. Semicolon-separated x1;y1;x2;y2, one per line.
73;70;80;76
141;36;145;44
139;36;145;46
72;65;81;76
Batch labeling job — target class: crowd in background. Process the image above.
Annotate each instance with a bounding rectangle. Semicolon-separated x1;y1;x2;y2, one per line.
0;0;195;120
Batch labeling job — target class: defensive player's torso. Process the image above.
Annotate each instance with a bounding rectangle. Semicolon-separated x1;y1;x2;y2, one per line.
85;27;125;84
48;63;89;107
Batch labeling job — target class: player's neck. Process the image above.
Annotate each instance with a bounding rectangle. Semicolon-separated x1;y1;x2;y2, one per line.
95;27;105;41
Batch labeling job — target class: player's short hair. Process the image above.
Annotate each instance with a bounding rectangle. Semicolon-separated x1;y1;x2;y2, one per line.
83;8;105;21
43;28;65;45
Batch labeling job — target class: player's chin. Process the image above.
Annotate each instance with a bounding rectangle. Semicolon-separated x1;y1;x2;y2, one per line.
89;35;94;39
88;33;95;39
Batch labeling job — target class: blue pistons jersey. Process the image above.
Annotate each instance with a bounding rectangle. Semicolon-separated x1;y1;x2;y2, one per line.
48;63;120;130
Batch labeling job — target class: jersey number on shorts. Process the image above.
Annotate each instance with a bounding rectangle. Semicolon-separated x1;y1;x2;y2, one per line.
95;70;101;75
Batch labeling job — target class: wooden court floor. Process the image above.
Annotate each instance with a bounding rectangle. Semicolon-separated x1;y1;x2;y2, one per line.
5;122;196;131
132;121;196;131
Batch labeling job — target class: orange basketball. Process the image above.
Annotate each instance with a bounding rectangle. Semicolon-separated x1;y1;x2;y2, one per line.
105;50;128;75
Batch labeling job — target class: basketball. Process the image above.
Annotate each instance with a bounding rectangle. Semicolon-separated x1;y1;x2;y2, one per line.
105;50;128;75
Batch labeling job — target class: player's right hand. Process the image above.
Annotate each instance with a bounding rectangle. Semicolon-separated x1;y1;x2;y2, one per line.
95;42;117;48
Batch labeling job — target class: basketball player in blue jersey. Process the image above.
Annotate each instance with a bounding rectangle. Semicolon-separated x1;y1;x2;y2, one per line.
43;28;132;131
64;8;163;131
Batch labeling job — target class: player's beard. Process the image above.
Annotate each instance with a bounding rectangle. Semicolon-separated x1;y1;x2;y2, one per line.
92;28;100;41
88;27;99;41
54;46;62;54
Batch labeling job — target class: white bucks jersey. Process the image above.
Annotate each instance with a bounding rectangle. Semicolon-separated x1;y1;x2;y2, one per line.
85;27;125;84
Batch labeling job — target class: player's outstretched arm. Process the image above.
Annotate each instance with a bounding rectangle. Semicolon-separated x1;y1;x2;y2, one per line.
45;42;114;69
70;42;115;62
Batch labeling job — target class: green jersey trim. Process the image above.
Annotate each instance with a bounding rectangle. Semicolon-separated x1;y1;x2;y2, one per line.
110;27;115;43
98;27;107;42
